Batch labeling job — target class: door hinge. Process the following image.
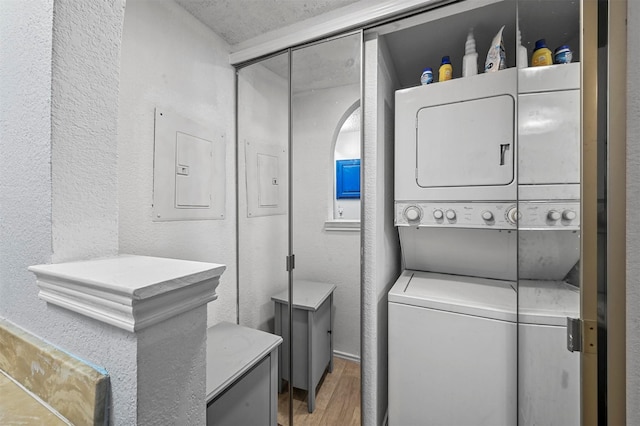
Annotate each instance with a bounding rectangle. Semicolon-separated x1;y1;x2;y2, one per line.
567;317;597;353
583;319;597;354
286;254;295;272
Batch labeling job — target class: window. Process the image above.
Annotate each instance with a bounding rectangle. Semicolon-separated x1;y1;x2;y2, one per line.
336;159;361;199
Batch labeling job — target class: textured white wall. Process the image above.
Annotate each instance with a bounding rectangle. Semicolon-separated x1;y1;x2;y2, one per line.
237;61;289;332
0;1;53;308
137;306;208;425
1;1;139;424
362;34;401;426
51;0;123;262
627;1;640;424
117;0;237;326
292;84;362;358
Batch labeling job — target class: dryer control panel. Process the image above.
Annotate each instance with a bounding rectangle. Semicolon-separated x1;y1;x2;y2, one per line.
395;201;580;230
517;201;580;230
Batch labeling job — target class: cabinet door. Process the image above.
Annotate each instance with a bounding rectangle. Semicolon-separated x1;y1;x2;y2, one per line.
311;298;332;386
416;95;515;188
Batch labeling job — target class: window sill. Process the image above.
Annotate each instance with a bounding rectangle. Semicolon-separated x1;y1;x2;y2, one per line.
324;220;361;232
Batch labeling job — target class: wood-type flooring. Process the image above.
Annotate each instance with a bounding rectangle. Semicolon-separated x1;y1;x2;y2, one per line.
277;357;360;426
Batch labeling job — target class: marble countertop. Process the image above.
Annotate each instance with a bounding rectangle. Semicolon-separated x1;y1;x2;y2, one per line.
0;372;69;425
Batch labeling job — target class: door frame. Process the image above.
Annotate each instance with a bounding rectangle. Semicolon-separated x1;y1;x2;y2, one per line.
582;0;627;424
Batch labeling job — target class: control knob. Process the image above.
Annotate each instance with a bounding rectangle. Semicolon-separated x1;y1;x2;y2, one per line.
433;209;444;220
481;210;494;221
563;210;577;221
547;210;561;221
506;206;519;225
445;209;456;220
404;206;422;222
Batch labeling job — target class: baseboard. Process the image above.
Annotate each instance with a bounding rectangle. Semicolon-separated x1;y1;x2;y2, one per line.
382;409;389;426
333;350;361;363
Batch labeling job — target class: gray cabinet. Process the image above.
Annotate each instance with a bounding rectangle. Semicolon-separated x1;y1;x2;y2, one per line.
206;322;282;426
272;280;336;413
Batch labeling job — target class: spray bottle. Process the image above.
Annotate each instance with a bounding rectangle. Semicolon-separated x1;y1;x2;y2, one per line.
517;29;528;68
462;29;478;77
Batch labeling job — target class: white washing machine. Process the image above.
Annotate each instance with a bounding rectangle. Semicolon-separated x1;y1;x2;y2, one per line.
388;272;579;426
518;280;581;425
388;270;518;426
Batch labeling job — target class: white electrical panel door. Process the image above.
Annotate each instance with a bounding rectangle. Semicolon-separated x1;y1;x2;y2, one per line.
176;132;212;208
245;140;287;217
416;95;515;188
153;108;226;221
257;154;279;208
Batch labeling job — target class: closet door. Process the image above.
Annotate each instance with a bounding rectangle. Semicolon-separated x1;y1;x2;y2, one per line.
288;32;362;423
237;51;291;426
515;1;604;424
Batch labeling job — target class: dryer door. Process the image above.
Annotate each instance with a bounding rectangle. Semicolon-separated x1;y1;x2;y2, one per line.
416;94;515;188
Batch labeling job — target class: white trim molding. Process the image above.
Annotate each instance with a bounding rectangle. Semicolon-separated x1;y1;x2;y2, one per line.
29;255;226;332
324;219;361;232
229;0;449;65
333;349;361;363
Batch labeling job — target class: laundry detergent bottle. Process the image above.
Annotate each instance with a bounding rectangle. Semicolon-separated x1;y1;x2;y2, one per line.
531;39;553;67
439;56;453;82
420;67;434;85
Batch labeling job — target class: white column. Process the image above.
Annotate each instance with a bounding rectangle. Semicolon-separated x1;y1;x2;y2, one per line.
30;255;225;425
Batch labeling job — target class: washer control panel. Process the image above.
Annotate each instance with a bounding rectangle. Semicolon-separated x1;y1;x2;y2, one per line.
395;201;580;230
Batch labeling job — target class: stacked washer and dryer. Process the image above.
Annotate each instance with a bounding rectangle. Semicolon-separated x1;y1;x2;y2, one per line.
388;64;582;425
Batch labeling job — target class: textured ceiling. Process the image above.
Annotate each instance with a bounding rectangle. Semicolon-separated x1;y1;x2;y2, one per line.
173;0;361;46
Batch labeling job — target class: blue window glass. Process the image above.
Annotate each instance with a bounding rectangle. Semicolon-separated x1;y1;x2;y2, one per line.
336;159;361;199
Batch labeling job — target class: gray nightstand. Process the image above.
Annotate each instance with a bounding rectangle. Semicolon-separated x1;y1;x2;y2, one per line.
272;280;336;413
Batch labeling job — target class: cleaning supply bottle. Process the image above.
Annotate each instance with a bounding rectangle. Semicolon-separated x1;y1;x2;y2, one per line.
462;29;478;77
553;45;573;64
517;29;528;68
439;56;453;82
420;67;434;85
531;39;552;67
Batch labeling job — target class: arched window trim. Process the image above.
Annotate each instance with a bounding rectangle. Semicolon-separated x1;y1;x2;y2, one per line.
324;100;361;232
